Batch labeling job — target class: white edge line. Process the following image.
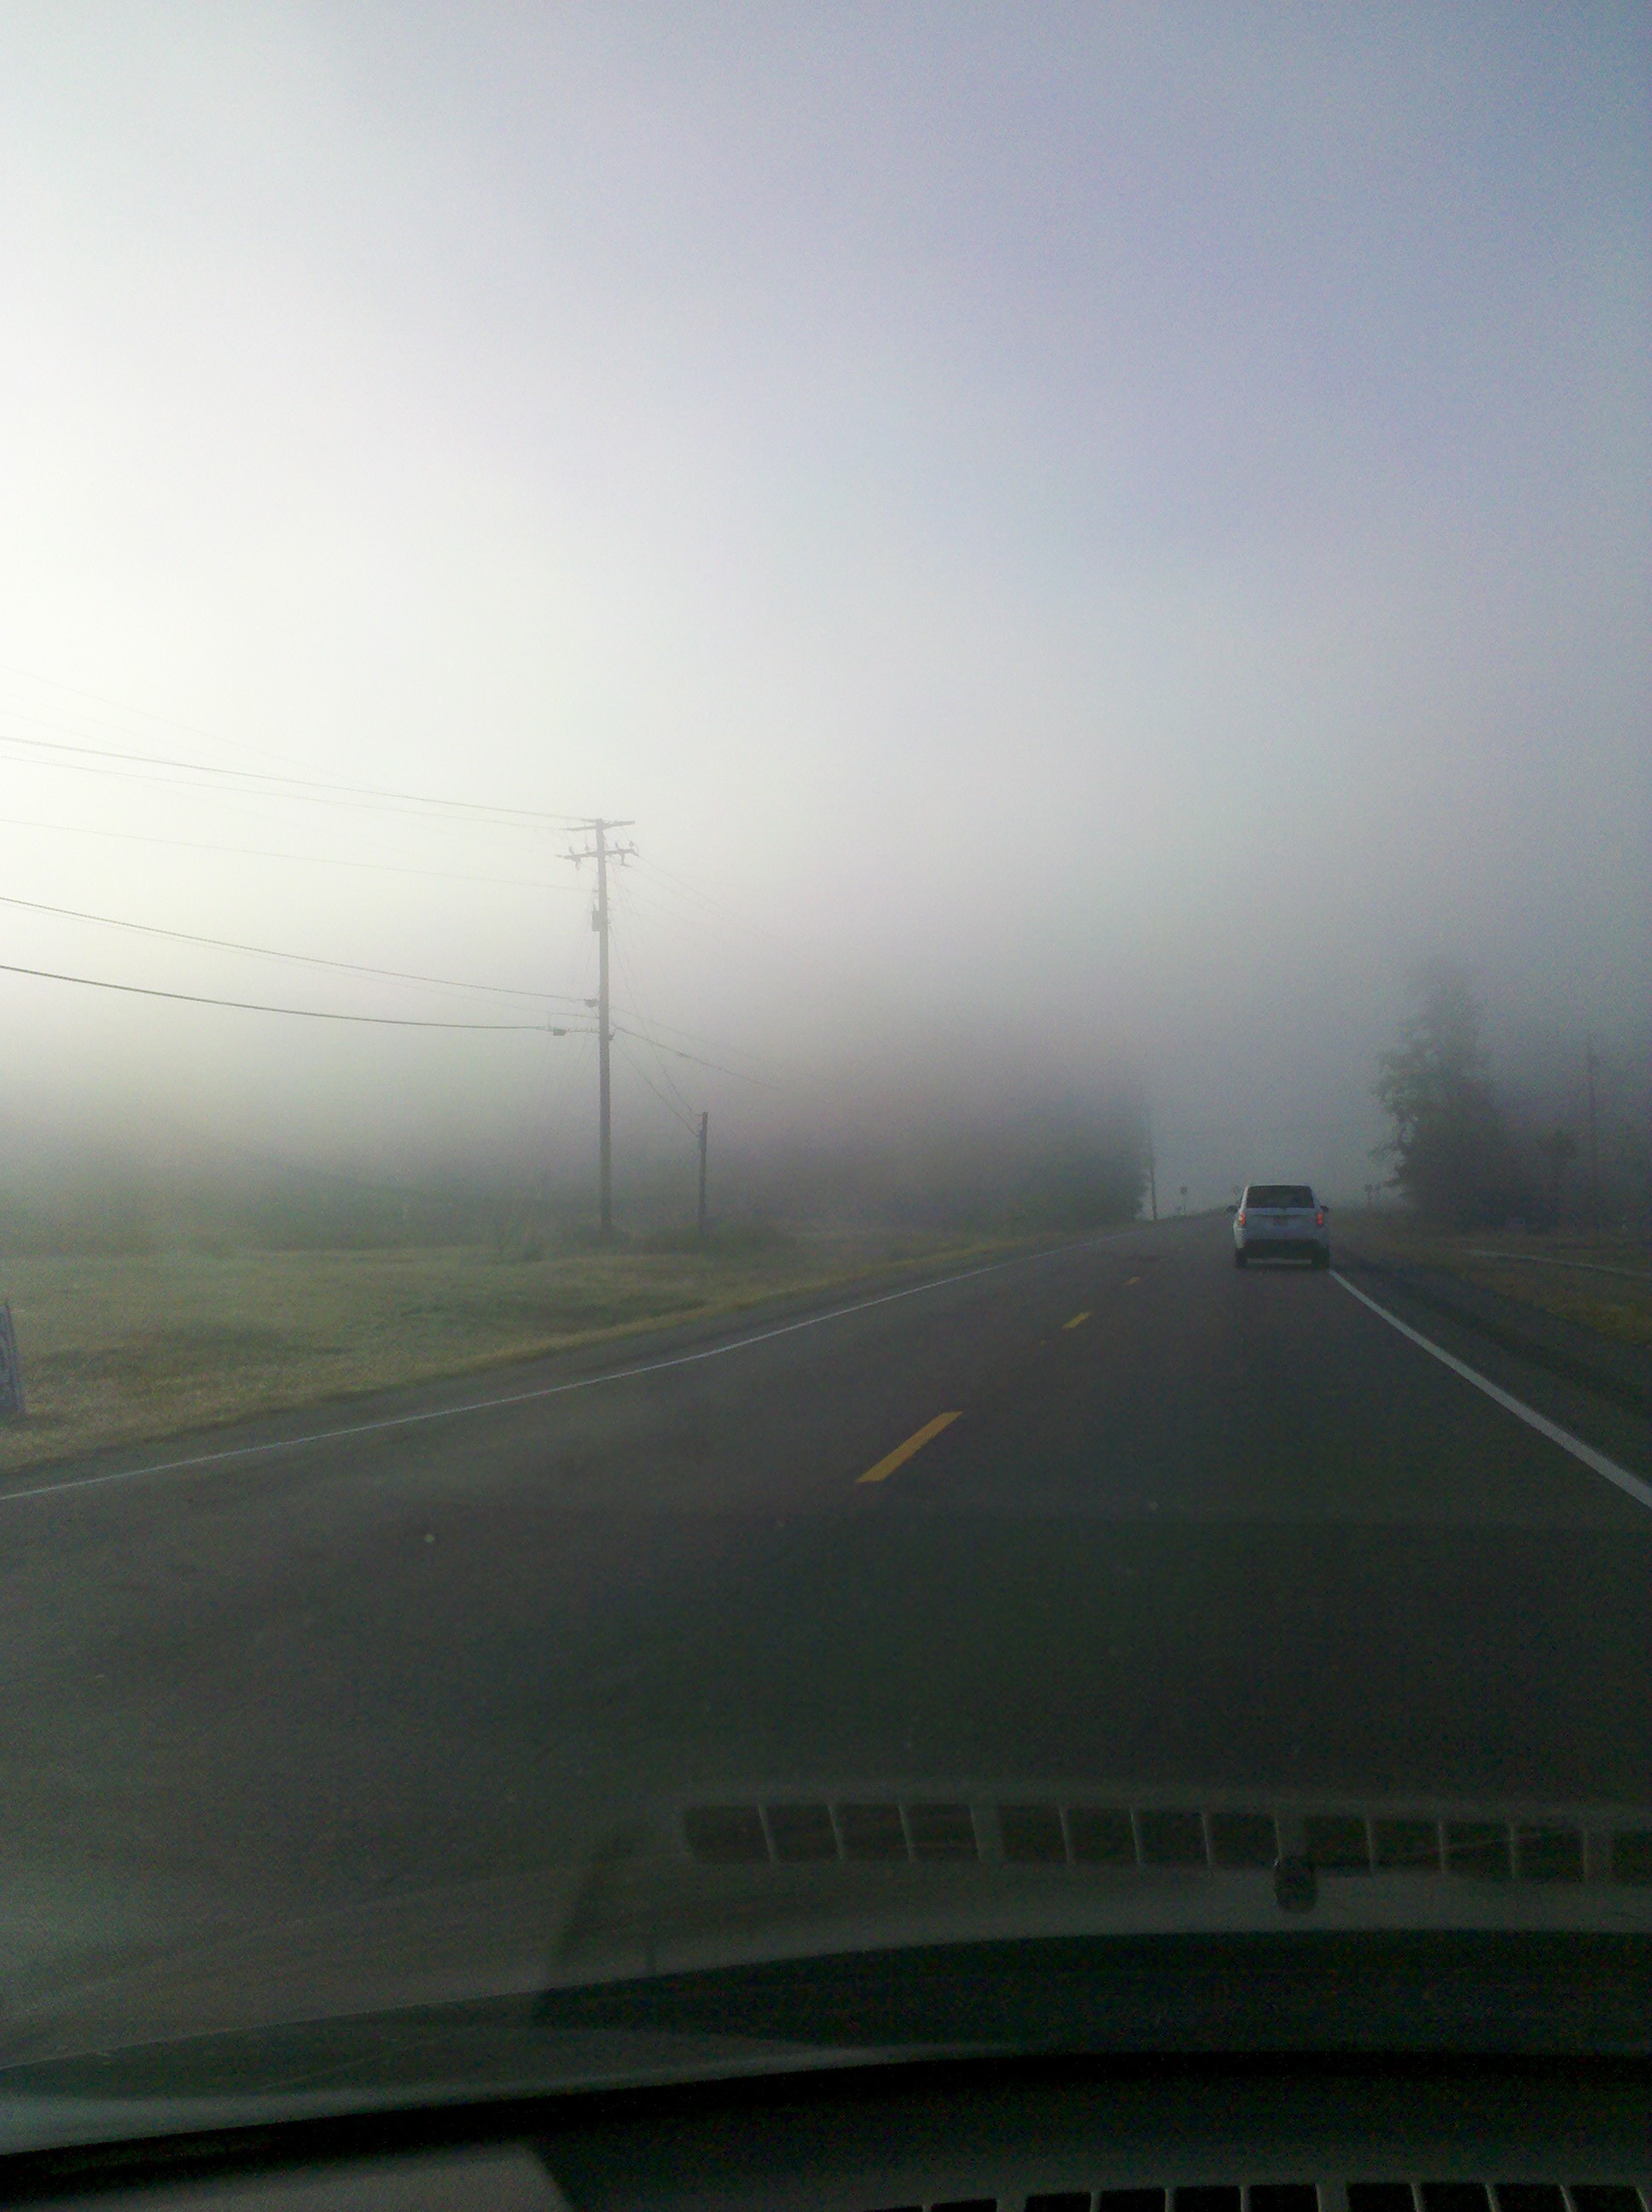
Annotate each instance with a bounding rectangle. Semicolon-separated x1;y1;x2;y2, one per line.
1462;1249;1652;1283
1332;1269;1652;1515
1;1230;1138;1507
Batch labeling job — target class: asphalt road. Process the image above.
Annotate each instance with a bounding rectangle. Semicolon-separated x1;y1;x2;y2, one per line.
3;1215;1649;2019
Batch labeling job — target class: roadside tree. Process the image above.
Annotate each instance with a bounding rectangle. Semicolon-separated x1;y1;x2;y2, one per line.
1374;964;1520;1228
1534;1126;1579;1225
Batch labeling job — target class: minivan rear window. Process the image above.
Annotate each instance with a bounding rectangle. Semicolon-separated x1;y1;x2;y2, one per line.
1246;1185;1315;1208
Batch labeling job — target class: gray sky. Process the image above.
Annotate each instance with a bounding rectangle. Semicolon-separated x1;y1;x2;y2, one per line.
2;3;1647;1202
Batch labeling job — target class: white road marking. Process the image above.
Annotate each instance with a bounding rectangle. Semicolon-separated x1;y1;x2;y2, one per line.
1333;1270;1652;1515
0;1230;1140;1508
1463;1249;1651;1282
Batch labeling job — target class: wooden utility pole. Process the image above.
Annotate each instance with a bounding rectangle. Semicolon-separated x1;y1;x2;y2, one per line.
565;818;636;1242
1585;1039;1602;1228
596;825;613;1239
697;1110;709;1238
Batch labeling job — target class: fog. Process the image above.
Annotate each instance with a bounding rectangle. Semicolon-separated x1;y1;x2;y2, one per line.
2;4;1647;1229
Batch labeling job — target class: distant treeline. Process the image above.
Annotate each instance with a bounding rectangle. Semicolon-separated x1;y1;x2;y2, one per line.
0;1162;510;1259
1374;963;1649;1232
721;1099;1149;1235
0;1097;1150;1257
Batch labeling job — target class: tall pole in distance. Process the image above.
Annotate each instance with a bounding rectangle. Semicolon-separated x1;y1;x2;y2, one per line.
1585;1038;1601;1229
564;818;635;1243
596;824;613;1242
697;1111;708;1239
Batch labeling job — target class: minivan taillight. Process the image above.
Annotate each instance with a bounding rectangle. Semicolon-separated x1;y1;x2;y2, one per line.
1236;1211;1246;1226
1315;1208;1324;1226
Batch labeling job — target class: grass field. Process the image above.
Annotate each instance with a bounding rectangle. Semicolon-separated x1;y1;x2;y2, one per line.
0;1228;1025;1475
1341;1212;1652;1349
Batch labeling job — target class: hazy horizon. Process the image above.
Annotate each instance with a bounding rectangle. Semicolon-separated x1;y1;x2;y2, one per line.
3;3;1647;1217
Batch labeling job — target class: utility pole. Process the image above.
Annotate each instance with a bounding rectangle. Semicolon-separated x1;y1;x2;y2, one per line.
596;825;612;1240
1585;1038;1602;1229
1145;1114;1159;1223
564;818;636;1242
697;1111;709;1239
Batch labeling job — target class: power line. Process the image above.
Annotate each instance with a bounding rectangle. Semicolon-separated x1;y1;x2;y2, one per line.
609;1021;782;1090
0;958;597;1032
0;667;607;844
634;853;765;934
0;811;582;892
609;916;701;1124
0;724;592;830
0;660;340;777
604;881;788;1091
0;891;598;1004
607;879;786;1058
627;1018;699;1126
614;1036;701;1136
607;865;752;940
0;713;593;824
627;854;969;1049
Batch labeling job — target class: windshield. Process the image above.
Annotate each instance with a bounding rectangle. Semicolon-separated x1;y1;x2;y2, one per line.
1;0;1648;2156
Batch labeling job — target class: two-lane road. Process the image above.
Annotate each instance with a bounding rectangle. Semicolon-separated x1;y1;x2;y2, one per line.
3;1215;1649;2011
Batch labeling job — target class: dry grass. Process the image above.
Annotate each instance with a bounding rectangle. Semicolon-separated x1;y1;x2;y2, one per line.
1343;1213;1652;1349
0;1228;1024;1475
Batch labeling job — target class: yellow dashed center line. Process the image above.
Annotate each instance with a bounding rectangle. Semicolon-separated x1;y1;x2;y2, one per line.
1062;1311;1091;1330
1126;1276;1140;1285
856;1410;962;1485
